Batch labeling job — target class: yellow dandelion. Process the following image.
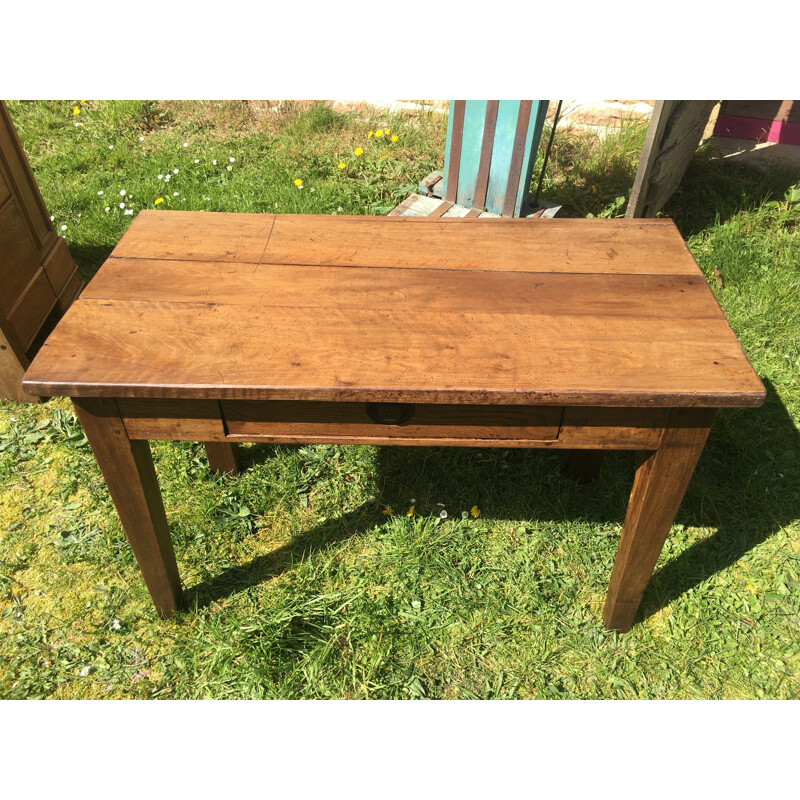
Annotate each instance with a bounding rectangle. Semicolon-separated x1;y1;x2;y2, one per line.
354;147;364;156
293;178;303;186
367;130;374;138
72;106;80;115
390;134;398;143
375;129;383;138
338;162;347;169
80;100;87;104
591;185;597;193
745;584;758;595
385;128;391;135
382;505;393;515
154;197;164;205
406;506;415;517
470;505;481;518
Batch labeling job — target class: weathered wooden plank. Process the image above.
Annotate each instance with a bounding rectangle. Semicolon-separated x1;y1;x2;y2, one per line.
443;100;466;203
82;261;723;319
112;210;275;262
627;100;716;218
260;215;702;275
23;294;766;407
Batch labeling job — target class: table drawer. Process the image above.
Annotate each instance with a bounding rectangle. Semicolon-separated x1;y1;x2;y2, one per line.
221;400;563;445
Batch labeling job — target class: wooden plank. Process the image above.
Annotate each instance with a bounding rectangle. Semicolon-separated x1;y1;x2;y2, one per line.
453;100;489;208
118;398;226;440
473;101;500;210
81;261;726;319
260;216;703;275
6;265;57;351
111;210;275;262
719;100;797;124
502;101;532;217
221;400;562;441
72;397;182;616
627;101;716;218
0;197;41;316
603;407;716;631
427;201;454;218
443;101;465;203
24;292;766;407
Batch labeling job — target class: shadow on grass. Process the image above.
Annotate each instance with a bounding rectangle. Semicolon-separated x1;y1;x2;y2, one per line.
666;146;800;239
67;243;115;282
182;381;798;626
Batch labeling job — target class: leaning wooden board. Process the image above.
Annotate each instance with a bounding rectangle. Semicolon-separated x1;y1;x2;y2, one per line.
23;211;765;632
0;100;84;402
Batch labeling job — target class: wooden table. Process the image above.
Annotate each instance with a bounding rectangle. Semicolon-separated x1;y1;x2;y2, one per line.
22;211;765;631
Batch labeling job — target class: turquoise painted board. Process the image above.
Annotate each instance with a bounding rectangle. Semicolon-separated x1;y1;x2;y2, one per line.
442;100;549;217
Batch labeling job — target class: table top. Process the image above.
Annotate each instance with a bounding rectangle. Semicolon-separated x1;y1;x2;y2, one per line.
23;211;765;408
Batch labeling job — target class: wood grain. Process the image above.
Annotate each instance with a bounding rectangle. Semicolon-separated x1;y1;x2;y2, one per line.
204;442;241;475
72;397;182;616
261;214;702;275
603;407;716;631
112;210;275;262
7;266;57;351
0;198;40;316
23;293;765;406
118;398;225;440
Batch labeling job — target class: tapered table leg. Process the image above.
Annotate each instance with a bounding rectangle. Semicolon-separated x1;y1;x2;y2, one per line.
73;397;182;616
204;442;241;475
603;408;717;632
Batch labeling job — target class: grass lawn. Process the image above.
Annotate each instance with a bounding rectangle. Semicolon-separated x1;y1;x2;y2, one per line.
1;100;798;699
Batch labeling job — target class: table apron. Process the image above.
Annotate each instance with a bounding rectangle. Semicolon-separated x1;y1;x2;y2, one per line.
115;398;670;450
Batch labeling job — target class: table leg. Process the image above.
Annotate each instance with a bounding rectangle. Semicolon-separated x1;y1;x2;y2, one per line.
72;397;182;617
603;408;717;632
204;442;241;475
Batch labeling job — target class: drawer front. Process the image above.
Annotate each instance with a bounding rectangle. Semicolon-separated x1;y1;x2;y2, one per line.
0;198;40;316
221;400;563;444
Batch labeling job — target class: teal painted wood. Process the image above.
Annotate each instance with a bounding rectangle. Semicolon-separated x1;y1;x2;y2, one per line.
442;100;549;216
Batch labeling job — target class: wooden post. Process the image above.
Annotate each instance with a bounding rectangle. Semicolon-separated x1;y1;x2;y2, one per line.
73;397;182;616
205;442;242;475
603;407;716;631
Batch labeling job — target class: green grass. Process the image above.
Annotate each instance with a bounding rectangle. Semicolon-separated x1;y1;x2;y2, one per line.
1;101;799;699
